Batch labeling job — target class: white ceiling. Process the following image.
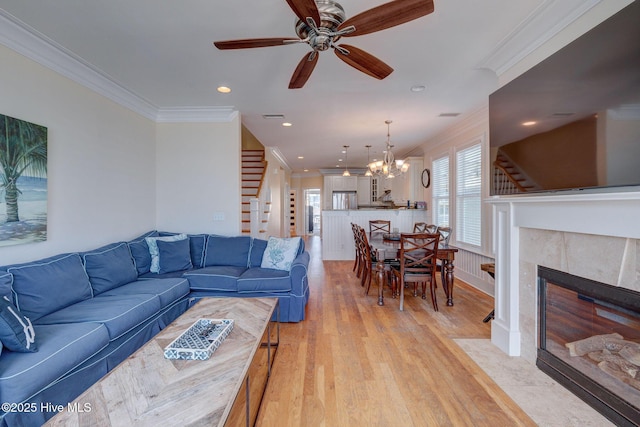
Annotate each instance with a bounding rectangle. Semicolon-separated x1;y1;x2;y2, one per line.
0;0;598;174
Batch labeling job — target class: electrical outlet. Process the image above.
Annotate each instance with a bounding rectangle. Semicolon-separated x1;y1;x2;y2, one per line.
213;212;225;221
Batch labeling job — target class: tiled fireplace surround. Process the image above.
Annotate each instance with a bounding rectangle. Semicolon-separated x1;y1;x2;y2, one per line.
489;191;640;362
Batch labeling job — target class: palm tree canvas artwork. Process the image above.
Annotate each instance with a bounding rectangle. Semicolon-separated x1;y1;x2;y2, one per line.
0;113;47;247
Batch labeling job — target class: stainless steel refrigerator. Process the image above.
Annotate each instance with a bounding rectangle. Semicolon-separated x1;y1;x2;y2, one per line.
332;191;357;210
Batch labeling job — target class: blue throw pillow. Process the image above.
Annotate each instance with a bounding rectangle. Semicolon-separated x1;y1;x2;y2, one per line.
261;237;302;271
188;234;208;268
156;239;193;274
128;231;158;275
145;234;188;273
205;235;252;268
0;271;12;300
249;238;268;268
0;296;37;352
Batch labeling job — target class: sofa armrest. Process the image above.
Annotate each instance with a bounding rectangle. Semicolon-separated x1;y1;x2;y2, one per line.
289;251;310;296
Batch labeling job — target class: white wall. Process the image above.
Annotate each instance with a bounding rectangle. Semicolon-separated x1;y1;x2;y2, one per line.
0;42;244;265
0;45;157;265
155;118;241;235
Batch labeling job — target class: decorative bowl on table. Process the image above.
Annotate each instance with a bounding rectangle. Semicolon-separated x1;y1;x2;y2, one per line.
383;233;401;241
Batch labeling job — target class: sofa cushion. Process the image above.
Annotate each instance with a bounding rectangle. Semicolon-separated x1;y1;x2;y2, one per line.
100;278;189;308
128;231;158;275
0;296;37;352
146;234;188;273
184;266;246;292
237;268;292;293
204;235;251;268
156;238;193;274
35;294;161;341
82;242;138;295
7;253;93;322
261;237;302;271
0;322;109;405
0;271;11;300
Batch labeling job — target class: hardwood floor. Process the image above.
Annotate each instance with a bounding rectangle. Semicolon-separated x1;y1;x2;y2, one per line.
256;235;536;426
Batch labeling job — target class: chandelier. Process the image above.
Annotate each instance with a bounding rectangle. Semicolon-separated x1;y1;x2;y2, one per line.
367;120;409;178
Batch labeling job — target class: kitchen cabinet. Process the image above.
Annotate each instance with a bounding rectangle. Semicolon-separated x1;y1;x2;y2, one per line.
331;175;357;191
356;176;371;206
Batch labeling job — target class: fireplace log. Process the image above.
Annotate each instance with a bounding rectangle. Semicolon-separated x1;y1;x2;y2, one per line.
588;351;639;378
598;361;640;391
619;343;640;366
566;333;623;357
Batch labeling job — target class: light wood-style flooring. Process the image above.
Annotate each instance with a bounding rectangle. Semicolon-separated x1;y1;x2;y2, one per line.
256;235;536;426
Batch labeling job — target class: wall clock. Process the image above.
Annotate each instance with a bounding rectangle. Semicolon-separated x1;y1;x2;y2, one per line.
421;168;431;188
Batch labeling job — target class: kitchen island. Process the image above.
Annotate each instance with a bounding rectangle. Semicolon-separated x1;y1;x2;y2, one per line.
321;209;428;260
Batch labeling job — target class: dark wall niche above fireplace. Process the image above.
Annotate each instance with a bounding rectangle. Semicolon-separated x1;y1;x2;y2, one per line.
537;266;640;426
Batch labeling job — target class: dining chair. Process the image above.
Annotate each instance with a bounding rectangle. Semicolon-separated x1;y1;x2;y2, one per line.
437;226;452;245
351;223;362;277
391;232;440;311
413;222;428;232
357;226;381;296
435;226;452;285
369;220;391;237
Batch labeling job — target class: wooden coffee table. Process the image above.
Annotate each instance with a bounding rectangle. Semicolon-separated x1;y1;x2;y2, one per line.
44;297;279;427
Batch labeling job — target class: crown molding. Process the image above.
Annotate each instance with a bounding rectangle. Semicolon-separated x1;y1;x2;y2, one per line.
0;10;238;123
476;0;600;77
156;107;238;123
268;147;291;172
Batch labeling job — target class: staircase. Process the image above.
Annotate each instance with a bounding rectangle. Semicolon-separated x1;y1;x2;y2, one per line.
493;152;539;195
241;150;269;235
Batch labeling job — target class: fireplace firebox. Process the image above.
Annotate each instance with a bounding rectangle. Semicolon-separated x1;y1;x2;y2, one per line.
537;266;640;426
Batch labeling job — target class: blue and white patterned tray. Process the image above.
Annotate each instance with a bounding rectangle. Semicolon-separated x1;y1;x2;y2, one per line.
164;318;234;360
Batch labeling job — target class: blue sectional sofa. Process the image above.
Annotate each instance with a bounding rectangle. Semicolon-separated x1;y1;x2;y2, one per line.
0;232;309;427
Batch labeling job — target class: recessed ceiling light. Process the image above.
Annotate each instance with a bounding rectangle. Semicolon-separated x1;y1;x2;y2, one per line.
282;122;292;127
217;86;231;93
303;169;309;172
522;121;537;126
411;85;426;92
297;156;304;159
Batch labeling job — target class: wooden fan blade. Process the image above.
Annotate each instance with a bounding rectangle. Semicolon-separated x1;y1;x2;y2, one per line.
289;52;319;89
338;0;434;37
214;38;299;50
334;45;393;80
285;0;320;26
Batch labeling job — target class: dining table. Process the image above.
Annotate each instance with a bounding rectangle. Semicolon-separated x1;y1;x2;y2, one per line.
368;233;459;308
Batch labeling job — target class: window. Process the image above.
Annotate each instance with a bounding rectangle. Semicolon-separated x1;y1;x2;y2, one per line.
455;143;481;246
431;155;449;227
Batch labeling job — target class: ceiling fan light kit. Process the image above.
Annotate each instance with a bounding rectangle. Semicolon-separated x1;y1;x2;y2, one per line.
213;0;435;88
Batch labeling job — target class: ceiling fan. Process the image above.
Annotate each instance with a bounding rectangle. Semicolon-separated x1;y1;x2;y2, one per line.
213;0;435;89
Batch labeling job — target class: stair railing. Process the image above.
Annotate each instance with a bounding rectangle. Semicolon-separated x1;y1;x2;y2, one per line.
493;161;529;194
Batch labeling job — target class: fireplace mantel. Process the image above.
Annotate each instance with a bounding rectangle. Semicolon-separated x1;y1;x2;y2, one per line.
487;189;640;356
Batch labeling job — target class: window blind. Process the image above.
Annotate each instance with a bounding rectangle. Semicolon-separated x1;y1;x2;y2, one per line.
432;155;449;227
455;143;481;246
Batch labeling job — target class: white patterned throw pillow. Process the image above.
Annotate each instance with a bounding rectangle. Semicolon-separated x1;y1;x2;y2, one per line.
260;237;301;271
145;234;188;273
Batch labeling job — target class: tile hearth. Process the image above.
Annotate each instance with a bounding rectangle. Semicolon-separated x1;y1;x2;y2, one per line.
456;339;613;426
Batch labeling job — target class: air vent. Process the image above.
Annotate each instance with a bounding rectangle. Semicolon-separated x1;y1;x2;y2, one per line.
262;114;285;119
551;112;575;117
439;113;460;117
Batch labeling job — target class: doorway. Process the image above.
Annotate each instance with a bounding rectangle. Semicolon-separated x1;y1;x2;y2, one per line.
303;189;321;236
